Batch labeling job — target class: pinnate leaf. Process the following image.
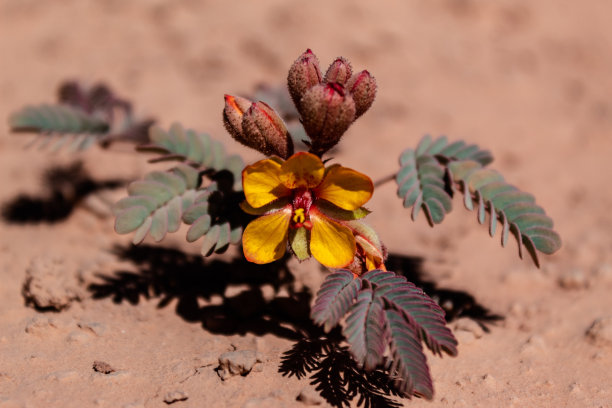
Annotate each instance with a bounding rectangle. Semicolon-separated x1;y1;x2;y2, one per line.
310;269;457;399
139;123;244;190
448;160;562;267
311;270;361;332
113;164;200;244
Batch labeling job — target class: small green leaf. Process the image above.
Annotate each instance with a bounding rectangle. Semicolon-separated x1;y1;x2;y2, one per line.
289;227;310;261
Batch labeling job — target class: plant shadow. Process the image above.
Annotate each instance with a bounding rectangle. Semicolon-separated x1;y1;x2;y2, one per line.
88;244;502;408
2;161;124;223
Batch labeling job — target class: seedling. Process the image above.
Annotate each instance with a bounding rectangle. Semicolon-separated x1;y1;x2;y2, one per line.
9;49;561;404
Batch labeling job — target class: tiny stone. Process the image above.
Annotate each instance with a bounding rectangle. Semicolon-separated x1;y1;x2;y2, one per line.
22;256;81;311
569;382;582;394
163;390;188;404
558;269;589;289
453;318;484;339
78;322;107;337
217;350;263;380
25;316;58;335
586;317;612;347
520;335;547;354
297;386;323;405
66;330;91;344
93;360;115;374
482;374;497;389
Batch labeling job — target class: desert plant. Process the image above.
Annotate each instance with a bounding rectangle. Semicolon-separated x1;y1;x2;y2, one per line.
8;49;561;405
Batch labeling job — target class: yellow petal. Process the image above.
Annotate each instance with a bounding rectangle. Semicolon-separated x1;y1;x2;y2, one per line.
242;208;291;264
279;152;325;189
243;158;291;208
310;209;356;268
315;165;373;211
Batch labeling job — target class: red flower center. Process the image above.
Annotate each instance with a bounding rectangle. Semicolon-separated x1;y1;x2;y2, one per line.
291;188;314;229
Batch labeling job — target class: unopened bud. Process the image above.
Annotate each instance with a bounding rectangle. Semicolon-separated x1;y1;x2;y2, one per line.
241;101;294;159
300;83;356;155
324;57;352;85
287;49;322;112
346;70;377;118
223;94;253;142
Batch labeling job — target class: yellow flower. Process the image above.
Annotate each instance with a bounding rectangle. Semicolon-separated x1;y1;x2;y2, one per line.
241;152;373;268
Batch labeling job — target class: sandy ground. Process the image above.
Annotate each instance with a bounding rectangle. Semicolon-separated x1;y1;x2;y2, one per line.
1;0;612;407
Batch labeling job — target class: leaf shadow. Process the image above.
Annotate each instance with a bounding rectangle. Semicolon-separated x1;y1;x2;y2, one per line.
88;245;501;407
88;244;314;340
1;161;124;224
385;254;504;332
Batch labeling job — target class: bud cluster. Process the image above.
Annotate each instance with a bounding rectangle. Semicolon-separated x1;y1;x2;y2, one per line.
223;95;294;159
287;49;377;156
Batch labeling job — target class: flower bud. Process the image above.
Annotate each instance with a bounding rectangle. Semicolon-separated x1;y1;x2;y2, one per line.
300;83;356;155
287;49;322;112
241;101;294;159
346;70;377;118
223;94;253;142
324;57;352;85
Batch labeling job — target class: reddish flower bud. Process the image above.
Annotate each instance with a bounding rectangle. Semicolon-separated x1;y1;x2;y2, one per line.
287;49;322;112
324;57;353;85
300;83;356;155
346;70;377;118
223;94;253;142
241;101;294;159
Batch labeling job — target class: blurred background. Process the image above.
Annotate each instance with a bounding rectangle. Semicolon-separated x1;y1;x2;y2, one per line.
1;1;611;407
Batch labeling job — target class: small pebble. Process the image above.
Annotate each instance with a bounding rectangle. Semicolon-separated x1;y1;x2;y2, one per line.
586;317;612;347
217;350;263;380
25;316;58;335
453;318;484;339
481;374;497;389
78;322;107;337
163;390;188;404
66;330;91;344
22;256;81;311
558;269;589;289
93;360;115;374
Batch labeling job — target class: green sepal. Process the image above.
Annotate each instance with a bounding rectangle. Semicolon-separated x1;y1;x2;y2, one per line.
289;227;311;261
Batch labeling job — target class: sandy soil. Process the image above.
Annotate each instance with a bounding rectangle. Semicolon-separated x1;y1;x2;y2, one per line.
1;0;612;407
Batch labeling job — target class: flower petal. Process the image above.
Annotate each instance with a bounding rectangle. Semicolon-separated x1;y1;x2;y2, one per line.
243;158;291;208
310;209;356;268
279;152;325;189
315;164;373;211
242;208;292;264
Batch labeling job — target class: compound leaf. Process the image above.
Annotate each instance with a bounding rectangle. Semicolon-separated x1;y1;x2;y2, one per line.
386;309;433;399
448;160;562;267
181;181;245;256
396;150;452;225
139;123;244;190
362;270;458;357
311;270;362;333
343;290;388;371
113;163;200;244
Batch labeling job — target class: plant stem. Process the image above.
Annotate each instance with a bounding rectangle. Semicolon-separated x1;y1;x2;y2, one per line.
373;173;396;188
